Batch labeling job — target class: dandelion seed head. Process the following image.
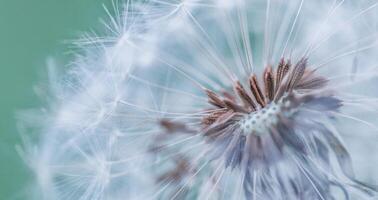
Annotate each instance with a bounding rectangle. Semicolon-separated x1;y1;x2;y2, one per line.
20;0;378;199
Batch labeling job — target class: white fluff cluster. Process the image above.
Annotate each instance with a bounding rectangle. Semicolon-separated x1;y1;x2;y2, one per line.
20;0;378;199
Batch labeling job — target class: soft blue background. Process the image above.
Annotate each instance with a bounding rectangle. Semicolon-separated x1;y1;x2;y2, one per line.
0;1;109;199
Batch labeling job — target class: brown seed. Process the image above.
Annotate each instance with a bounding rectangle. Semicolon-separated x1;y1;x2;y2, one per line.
264;66;275;102
249;75;266;107
276;58;285;87
287;58;307;91
235;81;256;111
205;89;226;108
224;99;249;113
160;120;194;134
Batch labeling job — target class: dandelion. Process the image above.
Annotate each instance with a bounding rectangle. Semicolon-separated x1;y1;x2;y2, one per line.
20;0;378;199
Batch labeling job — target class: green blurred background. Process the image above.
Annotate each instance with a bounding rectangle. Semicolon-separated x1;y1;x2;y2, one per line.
0;1;109;199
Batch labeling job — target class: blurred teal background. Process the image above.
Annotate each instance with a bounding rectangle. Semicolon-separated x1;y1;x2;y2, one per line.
0;1;109;199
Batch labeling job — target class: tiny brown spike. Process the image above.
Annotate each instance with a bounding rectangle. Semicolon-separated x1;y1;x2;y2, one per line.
264;66;275;102
249;75;266;107
205;89;226;108
276;59;291;88
224;99;249;113
287;58;307;91
202;109;228;126
160;120;193;134
274;60;292;101
276;58;286;88
235;81;256;111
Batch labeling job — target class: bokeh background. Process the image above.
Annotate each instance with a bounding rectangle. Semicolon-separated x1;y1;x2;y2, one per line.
0;1;109;199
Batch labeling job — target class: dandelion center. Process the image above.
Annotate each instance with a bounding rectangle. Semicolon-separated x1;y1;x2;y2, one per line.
239;102;282;136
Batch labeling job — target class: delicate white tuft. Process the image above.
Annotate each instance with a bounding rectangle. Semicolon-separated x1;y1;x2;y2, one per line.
20;0;378;199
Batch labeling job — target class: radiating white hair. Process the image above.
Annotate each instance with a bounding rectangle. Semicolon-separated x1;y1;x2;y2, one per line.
20;0;378;199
